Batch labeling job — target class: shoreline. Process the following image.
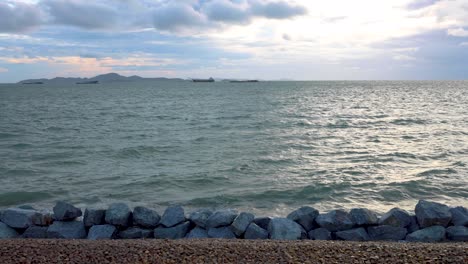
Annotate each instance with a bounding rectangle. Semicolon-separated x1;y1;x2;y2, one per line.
0;200;466;243
0;239;466;263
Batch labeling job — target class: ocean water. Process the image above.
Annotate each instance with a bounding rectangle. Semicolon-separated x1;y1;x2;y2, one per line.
0;80;467;216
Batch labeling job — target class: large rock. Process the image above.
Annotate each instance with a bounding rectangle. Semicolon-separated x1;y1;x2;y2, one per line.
119;227;153;239
336;227;369;241
253;217;271;230
406;225;446;242
231;212;254;237
160;206;185;228
0;208;46;229
84;209;106;228
449;206;468;226
133;206;160;228
105;203;132;227
349;208;378;226
206;210;238;228
22;226;48;238
244;223;268;239
446;226;468;242
408;215;420;233
188;209;213;229
367;225;407;241
87;225;118;240
268;218;303;240
154;221;191;239
208;226;236;239
378;208;411;228
186;227;209;239
0;222;19;238
415;200;452;228
287;206;319;231
47;221;87;239
308;228;332;240
53;201;82;221
315;210;354;232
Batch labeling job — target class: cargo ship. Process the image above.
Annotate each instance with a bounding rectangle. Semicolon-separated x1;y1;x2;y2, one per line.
76;81;99;84
192;77;214;82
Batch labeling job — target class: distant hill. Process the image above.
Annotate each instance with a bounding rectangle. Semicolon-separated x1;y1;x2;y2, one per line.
18;73;185;84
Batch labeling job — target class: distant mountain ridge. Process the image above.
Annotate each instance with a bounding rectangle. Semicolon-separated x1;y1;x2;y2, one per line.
19;73;184;84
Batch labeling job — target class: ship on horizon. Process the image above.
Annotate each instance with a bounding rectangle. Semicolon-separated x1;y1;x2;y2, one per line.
76;80;99;84
192;77;215;83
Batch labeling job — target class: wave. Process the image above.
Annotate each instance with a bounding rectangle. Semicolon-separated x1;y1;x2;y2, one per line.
0;191;53;206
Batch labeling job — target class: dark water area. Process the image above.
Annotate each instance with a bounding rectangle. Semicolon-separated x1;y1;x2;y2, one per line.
0;80;467;215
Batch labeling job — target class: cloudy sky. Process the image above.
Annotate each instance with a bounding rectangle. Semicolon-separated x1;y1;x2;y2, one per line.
0;0;468;82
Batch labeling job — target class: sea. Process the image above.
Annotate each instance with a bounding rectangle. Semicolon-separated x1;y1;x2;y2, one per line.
0;80;467;216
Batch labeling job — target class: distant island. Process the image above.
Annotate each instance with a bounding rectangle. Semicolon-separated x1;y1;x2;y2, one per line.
18;73;185;85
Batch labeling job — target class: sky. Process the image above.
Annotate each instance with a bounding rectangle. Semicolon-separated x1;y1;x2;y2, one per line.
0;0;468;82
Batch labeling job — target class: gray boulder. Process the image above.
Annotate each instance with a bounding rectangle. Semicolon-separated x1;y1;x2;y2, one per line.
308;228;332;240
231;212;254;237
446;226;468;242
449;206;468;226
186;227;209;239
188;209;213;229
415;200;452;228
53;201;82;221
47;221;87;239
244;223;268;239
0;208;45;229
22;226;48;238
105;203;132;227
349;208;378;226
336;227;369;241
287;206;319;231
253;217;271;230
84;209;106;228
154;221;191;239
119;227;153;239
133;206;160;228
367;225;407;241
378;208;411;228
315;210;354;232
406;225;446;242
0;222;19;238
160;206;185;228
87;225;118;240
268;218;303;240
206;209;238;228
208;226;236;239
408;215;420;233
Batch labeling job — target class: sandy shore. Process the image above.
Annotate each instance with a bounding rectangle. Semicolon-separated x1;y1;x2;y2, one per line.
0;239;466;264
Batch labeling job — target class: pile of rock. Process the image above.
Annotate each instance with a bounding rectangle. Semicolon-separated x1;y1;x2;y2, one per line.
0;200;466;242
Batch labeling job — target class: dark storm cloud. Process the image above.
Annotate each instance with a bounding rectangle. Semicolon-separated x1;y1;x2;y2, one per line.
0;2;42;33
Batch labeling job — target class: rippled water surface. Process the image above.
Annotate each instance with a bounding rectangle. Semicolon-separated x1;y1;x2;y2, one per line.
0;81;467;215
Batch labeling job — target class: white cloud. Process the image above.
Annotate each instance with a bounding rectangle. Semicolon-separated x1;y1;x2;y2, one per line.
447;28;468;37
0;67;8;73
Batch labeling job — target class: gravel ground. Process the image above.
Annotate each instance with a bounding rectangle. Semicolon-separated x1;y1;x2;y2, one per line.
0;239;466;264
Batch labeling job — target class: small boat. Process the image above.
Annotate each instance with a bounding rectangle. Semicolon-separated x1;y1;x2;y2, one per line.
229;80;259;83
192;77;214;83
22;82;43;85
76;81;99;84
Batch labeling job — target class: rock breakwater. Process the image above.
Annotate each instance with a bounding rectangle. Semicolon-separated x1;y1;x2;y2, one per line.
0;200;466;242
